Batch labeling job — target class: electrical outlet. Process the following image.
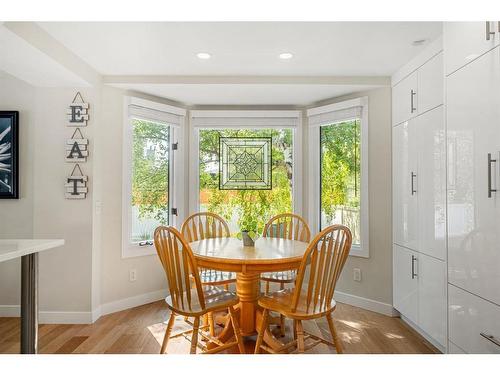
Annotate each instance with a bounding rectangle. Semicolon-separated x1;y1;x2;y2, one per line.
129;269;137;282
353;268;361;282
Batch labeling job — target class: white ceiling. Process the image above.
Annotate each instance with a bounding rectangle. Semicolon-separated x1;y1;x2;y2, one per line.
38;22;442;76
0;25;88;87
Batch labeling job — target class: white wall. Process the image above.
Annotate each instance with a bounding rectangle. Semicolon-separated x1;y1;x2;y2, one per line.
305;87;393;306
0;71;35;305
97;86;168;309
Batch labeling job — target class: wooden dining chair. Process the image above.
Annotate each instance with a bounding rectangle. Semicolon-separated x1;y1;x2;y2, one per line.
261;213;311;336
181;212;236;335
154;226;245;354
254;224;352;354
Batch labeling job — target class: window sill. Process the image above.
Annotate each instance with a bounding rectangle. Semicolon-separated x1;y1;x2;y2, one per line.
122;245;156;259
349;245;369;258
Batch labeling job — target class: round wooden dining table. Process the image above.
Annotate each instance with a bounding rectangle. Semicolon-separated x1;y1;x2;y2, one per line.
190;236;308;350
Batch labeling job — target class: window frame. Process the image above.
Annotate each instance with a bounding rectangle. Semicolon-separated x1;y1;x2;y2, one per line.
121;97;185;258
188;110;303;219
307;97;369;258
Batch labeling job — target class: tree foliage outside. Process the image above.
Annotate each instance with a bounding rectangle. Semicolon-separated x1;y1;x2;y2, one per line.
320;119;361;244
131;119;170;242
199;129;293;236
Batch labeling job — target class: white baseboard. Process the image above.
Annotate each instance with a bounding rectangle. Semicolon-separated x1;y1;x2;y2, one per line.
0;289;167;325
334;291;399;317
99;289;167;317
0;305;94;324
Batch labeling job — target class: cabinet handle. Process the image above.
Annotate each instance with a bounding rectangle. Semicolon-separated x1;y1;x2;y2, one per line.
498;21;500;33
480;332;500;347
410;89;417;113
486;21;495;40
488;153;497;198
411;255;417;279
411;172;417;195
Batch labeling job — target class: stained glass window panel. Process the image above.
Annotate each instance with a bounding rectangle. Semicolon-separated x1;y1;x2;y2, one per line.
219;137;272;190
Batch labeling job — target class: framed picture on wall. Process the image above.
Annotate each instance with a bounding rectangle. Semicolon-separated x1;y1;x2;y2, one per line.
0;111;19;199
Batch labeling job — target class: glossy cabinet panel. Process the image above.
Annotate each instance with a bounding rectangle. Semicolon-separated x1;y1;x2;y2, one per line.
418;254;446;346
393;121;418;250
449;284;500;353
447;46;500;306
393;245;418;324
418;52;444;113
444;22;500;76
392;71;418;126
417;107;446;260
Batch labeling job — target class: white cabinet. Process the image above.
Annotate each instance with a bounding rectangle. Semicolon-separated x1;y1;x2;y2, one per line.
393;245;447;347
449;284;500;353
392;71;418;125
418;253;446;347
444;22;500;76
418;53;444;113
417;107;446;261
393;245;418;324
392;121;418;250
393;41;446;351
392;52;443;126
447;45;500;306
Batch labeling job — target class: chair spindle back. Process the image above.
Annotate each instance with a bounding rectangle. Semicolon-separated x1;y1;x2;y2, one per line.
262;213;311;243
154;226;205;312
181;212;230;243
292;225;352;313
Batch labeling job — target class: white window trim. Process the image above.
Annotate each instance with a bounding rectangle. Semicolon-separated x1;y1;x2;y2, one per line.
307;97;369;258
188;110;303;218
122;96;186;258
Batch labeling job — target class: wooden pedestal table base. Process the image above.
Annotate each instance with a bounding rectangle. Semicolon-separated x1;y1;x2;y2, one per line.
206;272;286;352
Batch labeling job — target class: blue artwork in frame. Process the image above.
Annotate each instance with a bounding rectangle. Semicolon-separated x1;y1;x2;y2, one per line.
0;111;19;199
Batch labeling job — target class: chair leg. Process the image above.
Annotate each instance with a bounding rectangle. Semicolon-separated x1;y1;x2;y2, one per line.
326;313;343;354
224;283;229;291
228;306;245;354
265;281;270;294
202;314;209;332
295;320;305;354
254;309;269;354
208;312;215;337
280;314;286;337
190;317;200;354
160;312;176;354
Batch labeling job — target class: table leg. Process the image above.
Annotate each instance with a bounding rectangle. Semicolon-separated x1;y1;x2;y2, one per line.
21;253;38;354
236;272;260;336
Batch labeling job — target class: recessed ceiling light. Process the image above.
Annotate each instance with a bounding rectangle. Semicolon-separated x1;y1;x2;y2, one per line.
412;39;428;46
197;52;211;60
279;52;293;60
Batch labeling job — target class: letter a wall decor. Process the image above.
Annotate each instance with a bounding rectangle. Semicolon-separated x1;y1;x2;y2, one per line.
65;92;90;199
66;128;88;162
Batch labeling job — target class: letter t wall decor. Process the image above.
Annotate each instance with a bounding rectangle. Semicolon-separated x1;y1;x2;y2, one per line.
65;92;89;199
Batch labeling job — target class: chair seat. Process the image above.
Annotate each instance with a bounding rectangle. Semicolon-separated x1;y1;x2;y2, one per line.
197;269;236;286
166;285;239;317
258;288;337;319
260;270;297;283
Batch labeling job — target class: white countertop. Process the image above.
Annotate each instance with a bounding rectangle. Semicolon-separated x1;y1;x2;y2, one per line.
0;239;65;263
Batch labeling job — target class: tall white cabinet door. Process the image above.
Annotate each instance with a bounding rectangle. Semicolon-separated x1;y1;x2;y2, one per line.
392;71;418;125
444;22;500;76
417;107;446;260
418;254;446;347
393;245;419;323
447;46;500;306
417;52;444;114
393;121;418;250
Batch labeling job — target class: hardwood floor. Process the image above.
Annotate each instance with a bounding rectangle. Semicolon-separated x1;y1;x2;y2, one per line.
0;301;440;354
